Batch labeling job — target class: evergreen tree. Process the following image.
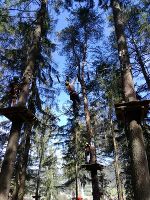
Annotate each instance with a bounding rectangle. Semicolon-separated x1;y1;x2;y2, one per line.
59;5;104;199
110;0;150;199
124;4;150;91
0;1;56;199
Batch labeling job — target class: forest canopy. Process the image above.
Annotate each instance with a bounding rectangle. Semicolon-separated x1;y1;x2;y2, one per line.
0;0;149;200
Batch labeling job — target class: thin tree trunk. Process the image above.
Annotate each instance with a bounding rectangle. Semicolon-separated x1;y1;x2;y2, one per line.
35;177;40;200
81;76;92;144
109;106;124;200
34;144;43;200
80;34;93;144
34;125;46;200
33;132;45;199
75;120;78;200
78;50;100;200
113;129;124;200
11;165;19;200
0;121;22;200
17;124;32;200
111;0;150;199
75;163;78;200
128;24;150;90
11;142;23;200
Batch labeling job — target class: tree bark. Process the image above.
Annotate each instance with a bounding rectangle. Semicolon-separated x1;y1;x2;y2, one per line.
11;124;32;200
81;75;93;144
34;137;44;200
17;125;31;200
111;0;137;102
12;80;37;200
128;24;150;90
0;121;22;200
75;163;78;200
91;170;100;200
11;157;20;200
129;120;150;200
78;47;100;200
75;120;78;200
111;0;150;199
18;0;47;106
113;129;124;200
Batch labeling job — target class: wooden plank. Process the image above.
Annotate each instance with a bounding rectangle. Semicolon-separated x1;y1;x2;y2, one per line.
115;100;150;108
115;100;150;122
0;106;36;122
81;163;103;171
32;196;41;198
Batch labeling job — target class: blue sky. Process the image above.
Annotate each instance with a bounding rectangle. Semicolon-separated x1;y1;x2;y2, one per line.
51;9;77;126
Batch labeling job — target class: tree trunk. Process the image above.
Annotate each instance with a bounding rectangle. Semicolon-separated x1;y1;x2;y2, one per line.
81;77;93;144
135;48;150;90
75;163;78;200
111;0;137;102
79;56;100;200
11;157;20;200
75;120;78;200
34;128;45;200
16;124;32;200
18;0;47;106
34;149;43;200
128;120;150;200
128;24;150;90
0;121;22;200
113;129;124;200
80;38;93;144
13;80;36;200
91;170;100;200
111;0;150;199
109;105;124;200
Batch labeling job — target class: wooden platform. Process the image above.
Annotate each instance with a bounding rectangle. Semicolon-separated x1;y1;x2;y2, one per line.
81;163;103;171
0;106;36;122
32;195;41;199
115;100;150;122
32;195;41;198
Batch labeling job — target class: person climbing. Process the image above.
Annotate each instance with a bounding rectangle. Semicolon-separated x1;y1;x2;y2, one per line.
85;143;91;164
8;76;21;106
65;78;80;114
85;143;97;164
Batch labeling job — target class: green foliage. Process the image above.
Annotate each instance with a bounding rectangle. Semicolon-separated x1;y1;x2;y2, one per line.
0;0;149;199
58;6;103;71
